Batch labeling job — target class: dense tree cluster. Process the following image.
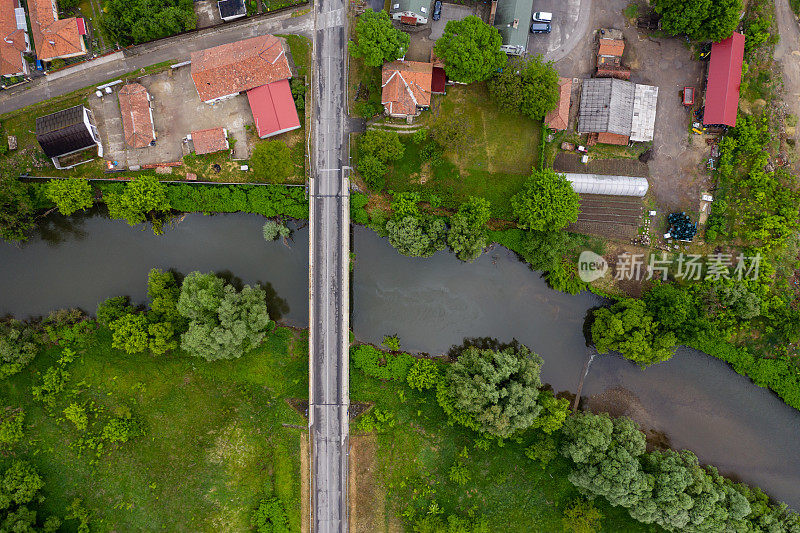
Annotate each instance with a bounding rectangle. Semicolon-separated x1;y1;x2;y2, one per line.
102;0;196;46
511;169;580;231
433;16;506;83
385;192;447;257
591;299;677;367
561;411;800;531
357;129;404;189
652;0;741;42
104;175;171;230
350;9;409;67
44;179;93;216
0;461;61;532
488;55;560;120
0;320;39;379
0;176;34;242
446;196;491;262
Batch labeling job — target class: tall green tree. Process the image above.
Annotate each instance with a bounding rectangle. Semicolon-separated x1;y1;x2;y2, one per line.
0;321;38;379
591;299;676;367
643;283;704;342
511;169;579;231
250;141;294;183
44;179;94;216
437;343;543;438
0;176;34;243
520;229;572;272
488;55;560;120
652;0;741;42
104;175;170;227
447;196;491;262
102;0;196;45
177;272;271;361
433;16;506;83
386;215;447;257
350;9;409;67
358;129;404;189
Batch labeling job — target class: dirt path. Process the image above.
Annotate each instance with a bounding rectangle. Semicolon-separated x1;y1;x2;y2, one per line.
348;434;403;533
775;0;800;164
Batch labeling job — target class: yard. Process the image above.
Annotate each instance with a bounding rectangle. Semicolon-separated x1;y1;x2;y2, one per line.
1;326;308;531
381;83;542;219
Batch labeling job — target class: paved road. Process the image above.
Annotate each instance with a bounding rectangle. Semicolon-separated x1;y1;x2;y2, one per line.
309;0;349;529
0;9;313;114
526;0;591;62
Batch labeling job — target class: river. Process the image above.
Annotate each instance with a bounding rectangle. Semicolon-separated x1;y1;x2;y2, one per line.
1;212;799;509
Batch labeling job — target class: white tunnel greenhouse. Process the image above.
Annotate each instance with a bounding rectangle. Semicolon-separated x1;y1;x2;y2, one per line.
563;173;649;197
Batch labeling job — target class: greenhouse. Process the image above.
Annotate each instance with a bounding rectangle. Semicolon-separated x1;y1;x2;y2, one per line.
564;173;649;197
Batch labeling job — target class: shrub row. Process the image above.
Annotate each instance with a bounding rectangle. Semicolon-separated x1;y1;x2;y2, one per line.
350;344;414;381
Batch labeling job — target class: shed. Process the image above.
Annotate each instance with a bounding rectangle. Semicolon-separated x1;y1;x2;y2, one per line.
545;77;572;131
118;83;155;148
493;0;534;56
630;84;658;142
703;32;745;127
191;127;229;155
578;78;634;136
218;0;246;21
564;173;649;197
35;105;101;160
246;79;301;138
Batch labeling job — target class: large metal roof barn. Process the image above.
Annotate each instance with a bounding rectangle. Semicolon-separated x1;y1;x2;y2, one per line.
703;32;745;127
578;78;635;136
564;173;649;197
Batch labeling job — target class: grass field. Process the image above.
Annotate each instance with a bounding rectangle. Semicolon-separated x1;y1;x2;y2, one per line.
350;368;660;532
383;84;542;219
1;326;308;531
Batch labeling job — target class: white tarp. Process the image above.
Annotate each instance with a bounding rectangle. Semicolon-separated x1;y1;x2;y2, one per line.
564;173;649;197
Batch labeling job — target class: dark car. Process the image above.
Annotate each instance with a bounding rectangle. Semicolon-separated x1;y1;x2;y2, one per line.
432;0;442;21
530;21;551;33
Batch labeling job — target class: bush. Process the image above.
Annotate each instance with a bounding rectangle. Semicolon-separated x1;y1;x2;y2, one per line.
63;403;88;431
0;408;24;448
101;417;139;444
355;407;396;432
251;496;290;533
406;358;441;390
0;320;39;379
109;314;150;354
524;434;558;468
350;344;414;381
44;179;93;216
31;366;70;407
163;184;308;219
263;220;291;241
562;499;603;533
96;296;134;326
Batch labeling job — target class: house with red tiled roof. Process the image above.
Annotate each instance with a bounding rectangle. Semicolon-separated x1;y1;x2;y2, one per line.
0;0;29;77
545;77;572;131
27;0;86;62
118;83;155;148
190;127;230;155
381;60;432;119
190;34;292;103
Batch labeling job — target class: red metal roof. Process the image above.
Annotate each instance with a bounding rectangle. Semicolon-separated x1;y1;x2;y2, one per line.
246;79;301;138
703;32;744;127
76;18;86;35
431;66;446;94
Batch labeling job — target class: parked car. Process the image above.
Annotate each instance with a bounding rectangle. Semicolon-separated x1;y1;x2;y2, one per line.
531;11;552;22
530;21;551;34
432;0;442;21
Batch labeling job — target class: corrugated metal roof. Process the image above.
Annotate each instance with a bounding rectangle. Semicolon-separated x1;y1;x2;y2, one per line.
564;173;649;197
493;0;533;51
703;32;744;127
578;78;634;136
630;84;658;142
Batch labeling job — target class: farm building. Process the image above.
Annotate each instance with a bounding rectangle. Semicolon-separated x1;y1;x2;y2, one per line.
703;32;744;127
118;83;155;148
578;78;658;144
190;127;229;155
545;77;572;131
596;37;629;79
35;105;102;169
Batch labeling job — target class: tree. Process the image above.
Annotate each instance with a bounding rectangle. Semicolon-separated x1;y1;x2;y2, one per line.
0;409;24;448
652;0;741;42
524;433;558;468
102;0;196;46
438;343;543;438
447;197;491;262
350;9;409;67
96;296;134;327
357;155;388;189
263;220;291;241
433;16;507;83
643;282;704;342
0;321;38;379
386;215;448;257
251;497;290;533
109;314;150;354
177;272;271;361
562;499;604;533
44;179;94;216
147;268;182;325
63;403;88;431
511;170;579;231
0;461;43;509
0;176;34;242
591;299;676;367
520;230;571;272
358;130;403;189
488;55;560;120
104;175;171;227
250;141;294;182
531;390;569;434
406;358;441;390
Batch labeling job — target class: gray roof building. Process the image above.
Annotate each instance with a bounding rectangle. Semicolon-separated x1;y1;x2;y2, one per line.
493;0;533;56
390;0;432;24
35;105;103;169
630;84;658;142
578;78;635;136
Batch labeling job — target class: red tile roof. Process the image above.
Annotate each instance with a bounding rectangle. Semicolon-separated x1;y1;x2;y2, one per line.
597;132;629;145
192;127;229;155
703;32;745;127
27;0;85;61
545;77;572;131
381;60;432;117
598;38;624;57
191;35;292;102
118;83;155;148
246;79;300;138
0;0;26;75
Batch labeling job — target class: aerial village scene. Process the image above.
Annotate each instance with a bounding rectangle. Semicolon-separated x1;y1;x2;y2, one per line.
2;0;800;531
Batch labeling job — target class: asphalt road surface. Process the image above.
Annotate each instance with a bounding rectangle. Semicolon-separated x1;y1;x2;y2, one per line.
526;0;590;62
309;0;350;529
0;9;313;114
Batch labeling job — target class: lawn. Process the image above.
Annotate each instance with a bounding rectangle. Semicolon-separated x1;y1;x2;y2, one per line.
350;367;660;532
383;84;542;219
1;326;309;531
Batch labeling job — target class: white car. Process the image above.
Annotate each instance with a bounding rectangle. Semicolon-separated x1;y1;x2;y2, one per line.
532;11;552;22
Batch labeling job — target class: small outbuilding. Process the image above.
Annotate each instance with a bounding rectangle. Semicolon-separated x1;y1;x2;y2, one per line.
703;32;745;127
218;0;246;21
118;83;155;148
246;80;301;138
35;105;102;169
190;127;229;155
545;77;572;131
390;0;431;25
